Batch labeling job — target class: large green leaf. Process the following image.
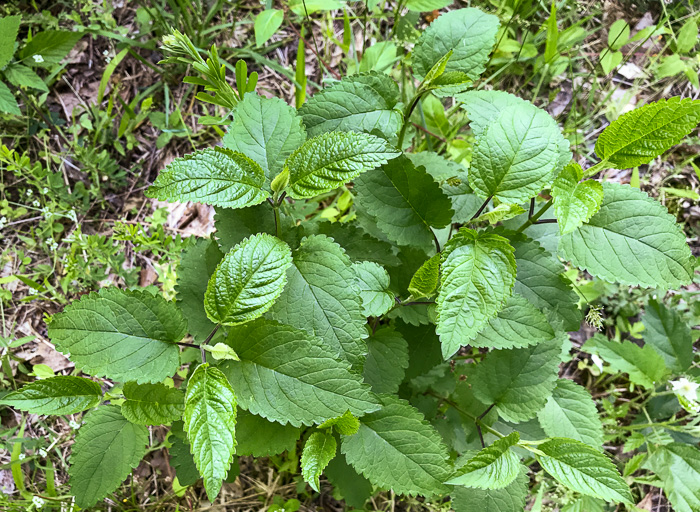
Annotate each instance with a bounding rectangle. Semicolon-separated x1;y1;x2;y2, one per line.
354;155;454;249
267;235;368;369
146;147;268;208
451;469;528;512
537;379;603;448
537;438;633;504
4;63;49;91
644;443;700;512
121;382;184;426
325;453;374;508
447;432;522;489
0;80;20;115
48;288;186;383
559;182;694;288
235;410;301;457
183;364;237;500
220;319;380;427
0;376;102;415
214;204;278;253
0;15;21;69
341;396;451;497
19;30;82;67
363;326;409;394
595;97;700;169
283;131;399;199
408;253;440;299
315;221;400;268
253;9;283;47
299;72;402;141
301;431;337;492
68;406;148;508
551;162;604;234
352;261;394;317
642;299;693;372
436;229;517;359
204;233;292;326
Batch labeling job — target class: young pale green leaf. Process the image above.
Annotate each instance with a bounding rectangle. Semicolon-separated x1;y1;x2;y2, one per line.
0;80;20;115
4;63;49;92
220;319;380;427
203;343;240;361
301;431;337;492
559;182;694;288
68;406;148;508
48;288;186;383
436;229;517;359
408;253;440;299
447;432;521;489
183;364;237;501
298;72;402;141
451;469;528;512
352;261;394;317
236;410;301;457
642;299;693;372
551;162;604;234
0;15;21;69
354;155;454;249
254;9;284;47
595;97;700;169
412;8;499;81
341;396;451;497
472;203;526;225
537;380;604;448
470;293;556;350
19;30;82;67
267;235;368;370
363;326;409;394
284;131;399;199
319;411;360;436
222;93;305;185
121;382;184;426
537;438;634;504
644;443;700;512
145;147;268;208
470;337;561;422
204;233;292;326
0;376;102;415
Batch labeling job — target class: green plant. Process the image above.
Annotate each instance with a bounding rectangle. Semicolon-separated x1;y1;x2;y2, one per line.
2;7;700;511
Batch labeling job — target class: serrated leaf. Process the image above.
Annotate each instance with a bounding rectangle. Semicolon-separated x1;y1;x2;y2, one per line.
447;432;521;489
413;8;499;81
642;299;693;372
222;93;305;186
319;411;360;436
595;97;700;169
364;326;409;394
436;229;517;359
551;162;604;234
315;221;400;268
451;469;528;512
537;438;633;504
214;204;278;253
4;63;48;91
20;30;82;67
220;319;380;427
644;443;700;512
48;288;186;383
0;376;101;415
146;147;268;208
341;396;451;497
122;382;184;425
0;80;20;115
236;410;301;457
352;261;394;317
559;182;694;288
254;9;284;47
183;364;237;500
0;16;21;69
537;379;604;448
472;203;526;225
302;431;337;492
470;337;561;422
408;253;440;299
299;72;402;141
325;453;374;508
354;155;454;249
398;321;443;381
283;131;399;199
168;434;200;487
68;406;148;508
267;235;368;369
204;233;292;326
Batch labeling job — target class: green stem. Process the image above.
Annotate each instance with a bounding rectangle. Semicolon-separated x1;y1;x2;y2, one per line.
582;159;610;179
433;393;505;439
516;199;553;233
397;91;425;149
273;205;281;238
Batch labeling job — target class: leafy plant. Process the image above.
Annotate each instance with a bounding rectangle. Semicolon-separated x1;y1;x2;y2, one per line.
2;7;700;510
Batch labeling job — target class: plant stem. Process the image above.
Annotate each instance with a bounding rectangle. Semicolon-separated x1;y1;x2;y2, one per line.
200;324;221;363
431;392;505;439
516;199;553;233
582;159;609;179
273;206;281;238
471;196;492;220
397;92;424;149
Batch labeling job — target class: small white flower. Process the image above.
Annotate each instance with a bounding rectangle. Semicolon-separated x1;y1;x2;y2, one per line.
32;495;46;508
0;217;6;229
38;448;47;457
26;189;33;196
671;377;700;402
32;200;40;207
591;354;605;373
68;419;80;429
42;187;49;194
33;55;44;63
18;453;26;460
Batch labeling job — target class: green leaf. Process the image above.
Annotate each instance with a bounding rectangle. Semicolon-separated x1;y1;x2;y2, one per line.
316;221;401;268
470;337;561;422
412;8;499;81
0;376;102;415
203;343;239;361
471;293;556;350
642;299;693;372
325;453;373;508
447;432;521;489
451;469;528;512
537;438;633;504
472;203;526;225
559;182;694;288
204;233;292;326
537;379;604;448
364;326;409;394
301;431;337;492
551;162;604;234
254;9;284;47
222;93;305;186
284;131;399;199
0;80;20;115
644;443;700;512
352;261;394;317
68;406;148;508
214;204;278;253
0;15;21;69
436;229;517;359
267;235;368;369
406;0;453;11
220;319;380;427
319;411;360;436
48;288;186;383
676;18;698;54
398;321;443;381
299;72;402;141
354;155;454;249
121;382;184;426
341;396;451;497
183;363;237;501
236;410;301;457
146;147;268;208
608;19;630;50
583;334;668;389
408;253;440;299
595;97;700;169
20;30;82;67
4;63;48;91
168;434;200;487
